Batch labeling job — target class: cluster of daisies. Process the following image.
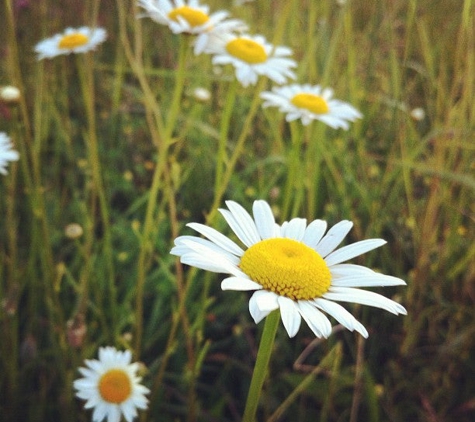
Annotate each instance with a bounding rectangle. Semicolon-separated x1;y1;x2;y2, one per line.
137;0;362;129
133;2;405;343
9;1;406;421
31;0;362;130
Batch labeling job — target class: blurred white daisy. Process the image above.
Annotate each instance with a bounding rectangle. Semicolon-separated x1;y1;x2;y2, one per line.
206;33;297;87
138;0;248;54
261;84;362;129
0;86;21;103
191;86;211;102
0;132;19;175
74;347;149;422
171;200;406;338
35;27;107;60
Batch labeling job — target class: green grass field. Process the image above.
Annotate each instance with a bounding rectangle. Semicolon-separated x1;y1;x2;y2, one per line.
1;0;474;421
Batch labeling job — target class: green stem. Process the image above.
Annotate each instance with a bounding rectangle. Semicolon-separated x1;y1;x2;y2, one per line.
214;79;238;194
207;77;267;223
134;36;189;357
242;310;280;422
76;54;117;341
305;124;324;219
281;122;303;219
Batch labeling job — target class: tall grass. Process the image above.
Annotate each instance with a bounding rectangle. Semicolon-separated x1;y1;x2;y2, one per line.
1;0;474;421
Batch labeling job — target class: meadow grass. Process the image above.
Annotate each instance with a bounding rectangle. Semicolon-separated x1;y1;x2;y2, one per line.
1;0;474;421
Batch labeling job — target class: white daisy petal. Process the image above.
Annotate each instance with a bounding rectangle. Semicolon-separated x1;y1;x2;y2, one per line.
324;287;407;315
221;276;262;291
315;220;353;257
254;291;280;312
297;301;332;338
331;274;406;287
329;264;376;278
93;403;109;422
249;290;279;323
324;239;387;266
281;218;307;240
302;219;327;248
173;237;241;265
278;296;301;338
107;406;121;422
249;304;272;324
313;298;369;338
180;251;245;278
252;200;276;239
187;222;244;256
219;205;260;247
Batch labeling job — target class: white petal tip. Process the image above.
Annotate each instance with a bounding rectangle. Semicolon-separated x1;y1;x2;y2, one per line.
398;306;408;315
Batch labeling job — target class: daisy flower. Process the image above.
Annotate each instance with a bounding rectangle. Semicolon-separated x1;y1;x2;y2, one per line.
0;132;19;175
138;0;248;54
171;200;406;338
261;84;362;129
206;33;297;87
35;26;107;60
0;86;21;103
74;347;150;422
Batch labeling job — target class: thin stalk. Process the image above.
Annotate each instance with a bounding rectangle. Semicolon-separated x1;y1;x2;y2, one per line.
281;121;303;219
207;76;267;223
242;310;280;422
76;54;117;341
134;36;190;357
214;79;238;194
2;147;19;420
305;124;324;219
349;334;366;422
163;160;197;422
5;0;58;339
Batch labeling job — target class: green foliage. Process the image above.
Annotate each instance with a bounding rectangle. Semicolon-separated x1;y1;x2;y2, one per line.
1;0;474;421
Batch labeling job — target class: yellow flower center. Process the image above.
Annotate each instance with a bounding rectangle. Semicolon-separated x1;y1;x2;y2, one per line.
226;38;268;64
291;93;329;114
98;369;132;404
58;33;89;49
168;6;209;27
240;238;331;301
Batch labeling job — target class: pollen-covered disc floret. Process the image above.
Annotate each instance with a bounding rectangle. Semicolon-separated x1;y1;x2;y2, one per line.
0;132;19;176
261;83;362;129
138;0;248;54
34;27;107;60
206;33;297;87
74;346;149;422
171;200;407;339
241;238;331;300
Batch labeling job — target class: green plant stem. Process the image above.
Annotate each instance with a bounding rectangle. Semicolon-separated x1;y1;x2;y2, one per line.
76;54;117;340
349;334;366;422
163;159;197;422
207;77;267;223
281;122;303;219
214;79;238;194
305;124;324;219
134;36;189;358
242;310;280;422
